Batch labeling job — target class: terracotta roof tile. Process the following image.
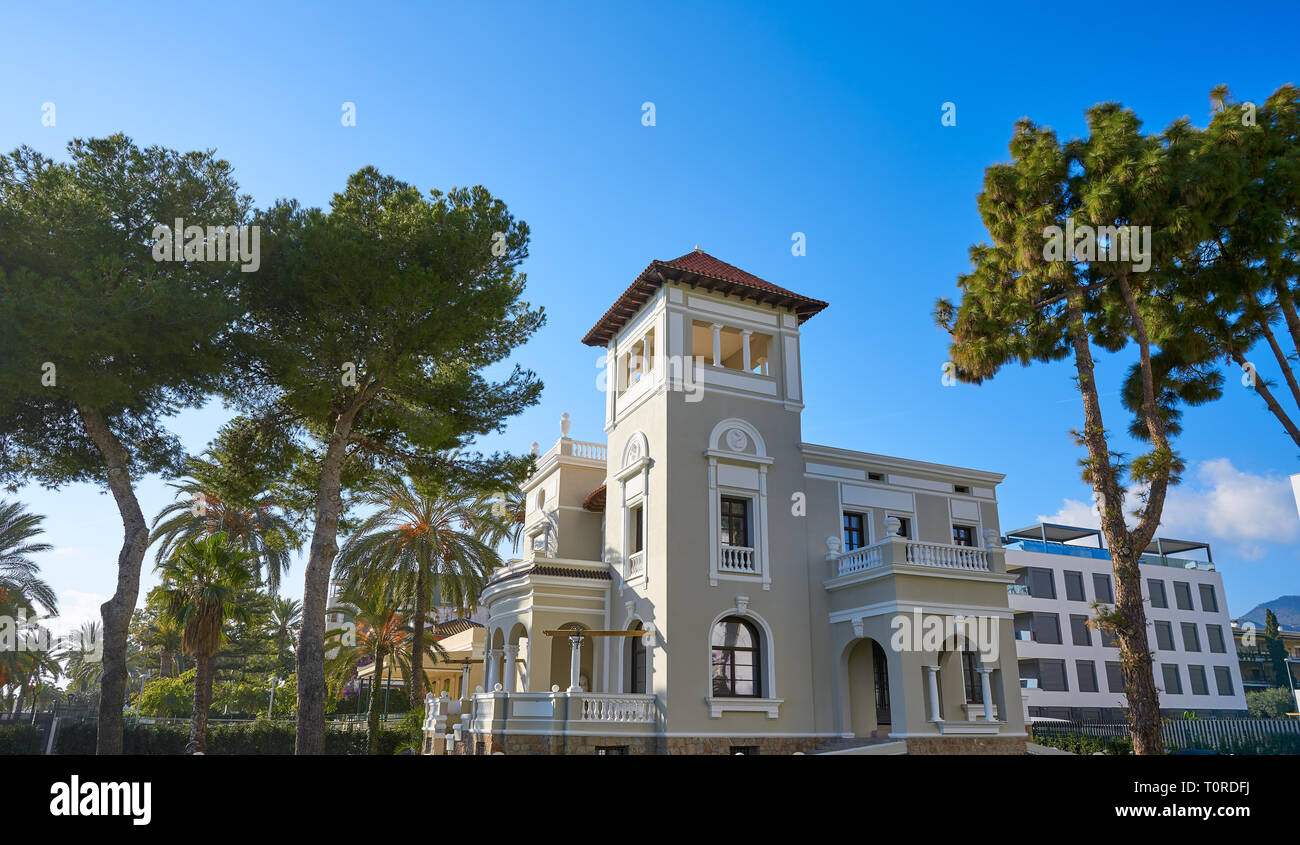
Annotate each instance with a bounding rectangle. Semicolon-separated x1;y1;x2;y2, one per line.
582;249;828;346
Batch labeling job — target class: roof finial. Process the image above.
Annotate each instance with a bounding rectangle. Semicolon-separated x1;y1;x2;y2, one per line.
693;243;700;252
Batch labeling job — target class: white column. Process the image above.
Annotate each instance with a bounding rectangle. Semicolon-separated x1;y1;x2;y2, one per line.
460;662;471;699
925;665;943;723
568;635;584;692
977;665;995;721
485;648;500;691
741;329;752;371
503;644;519;693
711;323;722;366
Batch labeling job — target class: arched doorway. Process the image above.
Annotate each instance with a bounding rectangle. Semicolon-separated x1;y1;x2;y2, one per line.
549;623;593;691
626;621;647;694
847;639;891;736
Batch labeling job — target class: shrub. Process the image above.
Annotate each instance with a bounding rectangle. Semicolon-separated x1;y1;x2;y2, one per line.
0;724;44;754
1246;687;1297;719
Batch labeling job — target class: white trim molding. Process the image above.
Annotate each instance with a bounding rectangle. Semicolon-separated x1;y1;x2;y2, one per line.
705;697;784;719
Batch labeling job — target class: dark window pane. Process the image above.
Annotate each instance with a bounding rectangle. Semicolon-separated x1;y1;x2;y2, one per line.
1214;666;1234;696
1029;567;1056;600
1162;664;1182;695
1198;584;1218;613
1092;573;1114;604
1155;621;1175;651
1173;581;1193;611
1039;659;1069;692
1034;613;1062;645
1105;661;1125;693
1148;579;1167;608
710;616;761;698
1076;660;1099;693
1206;625;1226;654
1070;615;1092;647
953;525;975;547
1188;665;1209;696
1181;622;1201;652
1064;571;1085;602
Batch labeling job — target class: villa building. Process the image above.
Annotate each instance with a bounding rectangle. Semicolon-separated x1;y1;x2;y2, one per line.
1004;523;1248;721
422;249;1030;755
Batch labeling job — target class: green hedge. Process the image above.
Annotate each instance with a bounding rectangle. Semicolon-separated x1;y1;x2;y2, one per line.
0;724;44;754
47;719;420;755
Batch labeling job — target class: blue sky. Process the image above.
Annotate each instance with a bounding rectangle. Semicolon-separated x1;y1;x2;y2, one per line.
2;0;1298;635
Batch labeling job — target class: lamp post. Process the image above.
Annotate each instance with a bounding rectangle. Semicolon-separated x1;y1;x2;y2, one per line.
268;677;285;718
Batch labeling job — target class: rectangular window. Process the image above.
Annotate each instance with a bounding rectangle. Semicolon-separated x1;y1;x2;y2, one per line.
1188;665;1209;696
1070;614;1092;647
1206;624;1226;654
843;512;867;552
1148;578;1167;608
1038;659;1069;692
1214;666;1234;696
1155;621;1175;651
595;745;629;755
952;524;975;547
1162;664;1183;695
1105;661;1125;694
720;497;750;547
1181;622;1201;652
1100;626;1118;649
630;503;644;553
1028;567;1056;600
1092;573;1114;604
1033;612;1062;645
1198;583;1219;613
1076;660;1099;693
1174;581;1193;611
890;515;912;538
1064;570;1085;602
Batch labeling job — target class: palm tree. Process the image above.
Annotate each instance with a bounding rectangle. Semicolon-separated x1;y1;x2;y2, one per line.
335;473;501;705
476;487;527;555
0;499;56;614
150;532;257;753
325;585;447;753
138;615;185;677
268;596;302;671
150;452;301;594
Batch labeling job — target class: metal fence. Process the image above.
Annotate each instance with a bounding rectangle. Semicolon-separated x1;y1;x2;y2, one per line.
1033;719;1300;753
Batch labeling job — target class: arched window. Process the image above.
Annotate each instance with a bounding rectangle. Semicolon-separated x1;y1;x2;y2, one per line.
627;621;647;694
711;617;761;697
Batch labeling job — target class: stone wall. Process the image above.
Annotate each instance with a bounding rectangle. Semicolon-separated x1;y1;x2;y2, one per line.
904;735;1028;755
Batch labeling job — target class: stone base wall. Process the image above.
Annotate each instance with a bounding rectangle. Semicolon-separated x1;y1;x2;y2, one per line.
425;730;1028;755
903;735;1028;755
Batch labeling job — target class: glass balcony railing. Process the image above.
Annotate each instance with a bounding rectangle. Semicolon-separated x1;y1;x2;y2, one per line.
1003;538;1213;570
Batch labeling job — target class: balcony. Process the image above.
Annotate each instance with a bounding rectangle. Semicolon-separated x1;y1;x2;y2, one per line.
719;544;756;573
1007;583;1031;596
463;690;658;738
627;550;645;578
831;536;991;579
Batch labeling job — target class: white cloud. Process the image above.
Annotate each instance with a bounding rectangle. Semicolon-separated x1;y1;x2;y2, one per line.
44;589;107;640
1034;458;1299;559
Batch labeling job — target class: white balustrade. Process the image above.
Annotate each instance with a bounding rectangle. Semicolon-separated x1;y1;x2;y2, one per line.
837;545;882;576
903;540;989;571
718;545;756;572
627;550;645;577
566;439;607;461
579;695;654;723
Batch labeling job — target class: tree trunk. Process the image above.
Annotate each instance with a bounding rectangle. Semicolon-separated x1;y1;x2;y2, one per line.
367;653;385;755
1231;349;1300;448
79;406;150;756
189;654;215;753
410;564;428;707
295;386;377;754
1065;290;1164;755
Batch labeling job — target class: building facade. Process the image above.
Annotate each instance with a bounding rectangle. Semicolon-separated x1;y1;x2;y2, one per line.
424;250;1030;755
1005;523;1248;722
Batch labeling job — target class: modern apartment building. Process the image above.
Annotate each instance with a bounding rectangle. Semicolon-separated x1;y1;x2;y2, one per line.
1005;523;1248;722
423;249;1030;755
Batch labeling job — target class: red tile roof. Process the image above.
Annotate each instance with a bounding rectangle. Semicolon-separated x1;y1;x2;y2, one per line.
581;483;607;512
581;249;828;347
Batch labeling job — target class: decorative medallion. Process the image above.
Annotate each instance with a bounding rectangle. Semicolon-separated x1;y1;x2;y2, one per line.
725;428;749;451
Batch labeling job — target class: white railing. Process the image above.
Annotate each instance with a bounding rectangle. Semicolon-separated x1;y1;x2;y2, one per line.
719;545;756;572
627;550;645;578
904;540;989;571
837;545;883;576
565;439;607;461
580;695;655;723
